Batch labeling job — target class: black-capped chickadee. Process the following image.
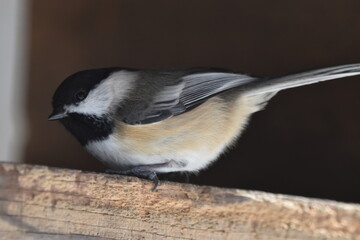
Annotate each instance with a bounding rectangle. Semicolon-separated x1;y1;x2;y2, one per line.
49;64;360;190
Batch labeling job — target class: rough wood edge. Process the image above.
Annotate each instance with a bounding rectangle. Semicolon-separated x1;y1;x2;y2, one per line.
0;162;359;240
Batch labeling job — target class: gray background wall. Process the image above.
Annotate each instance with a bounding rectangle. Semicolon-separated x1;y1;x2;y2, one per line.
0;0;27;164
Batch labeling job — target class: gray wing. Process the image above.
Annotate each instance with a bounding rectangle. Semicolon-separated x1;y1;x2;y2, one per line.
121;71;257;125
179;72;256;110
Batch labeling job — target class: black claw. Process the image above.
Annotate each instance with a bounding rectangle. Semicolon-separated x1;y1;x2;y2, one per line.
148;172;160;191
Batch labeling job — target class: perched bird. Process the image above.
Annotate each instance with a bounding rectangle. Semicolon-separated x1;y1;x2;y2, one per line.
49;64;360;190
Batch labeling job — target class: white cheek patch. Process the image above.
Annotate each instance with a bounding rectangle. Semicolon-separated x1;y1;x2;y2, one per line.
64;71;137;116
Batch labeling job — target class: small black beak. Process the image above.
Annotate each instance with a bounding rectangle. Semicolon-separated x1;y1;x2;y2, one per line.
48;107;68;121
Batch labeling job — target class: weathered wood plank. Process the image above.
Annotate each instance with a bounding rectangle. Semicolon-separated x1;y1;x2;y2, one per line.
0;163;359;240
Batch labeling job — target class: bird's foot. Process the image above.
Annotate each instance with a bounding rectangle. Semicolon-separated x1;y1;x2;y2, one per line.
105;167;160;191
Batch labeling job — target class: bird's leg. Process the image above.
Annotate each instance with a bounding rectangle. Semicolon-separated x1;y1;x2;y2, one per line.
105;163;170;191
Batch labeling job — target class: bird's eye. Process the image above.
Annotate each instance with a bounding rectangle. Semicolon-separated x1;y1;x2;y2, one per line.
74;89;88;101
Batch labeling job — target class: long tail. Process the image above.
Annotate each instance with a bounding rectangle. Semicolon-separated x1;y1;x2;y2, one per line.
242;63;360;97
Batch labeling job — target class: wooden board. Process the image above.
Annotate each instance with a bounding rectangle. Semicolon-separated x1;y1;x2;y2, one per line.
0;163;359;240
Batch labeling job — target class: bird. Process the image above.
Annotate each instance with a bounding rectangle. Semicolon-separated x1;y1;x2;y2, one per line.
49;63;360;190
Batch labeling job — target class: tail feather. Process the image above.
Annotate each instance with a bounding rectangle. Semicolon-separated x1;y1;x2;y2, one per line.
242;63;360;97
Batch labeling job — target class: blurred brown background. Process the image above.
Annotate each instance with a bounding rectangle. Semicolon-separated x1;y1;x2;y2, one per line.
25;0;360;202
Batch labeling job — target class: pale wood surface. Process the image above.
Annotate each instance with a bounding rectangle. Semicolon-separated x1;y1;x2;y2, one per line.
0;163;359;240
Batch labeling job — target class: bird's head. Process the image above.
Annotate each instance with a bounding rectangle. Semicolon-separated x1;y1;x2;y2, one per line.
49;68;136;121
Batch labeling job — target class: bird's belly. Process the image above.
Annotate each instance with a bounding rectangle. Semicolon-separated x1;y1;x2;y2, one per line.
86;96;258;172
85;135;218;172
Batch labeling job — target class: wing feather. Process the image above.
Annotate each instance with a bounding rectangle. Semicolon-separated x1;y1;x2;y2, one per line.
122;71;257;124
180;72;256;108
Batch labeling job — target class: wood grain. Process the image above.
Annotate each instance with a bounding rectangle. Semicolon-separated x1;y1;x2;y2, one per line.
0;163;359;240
